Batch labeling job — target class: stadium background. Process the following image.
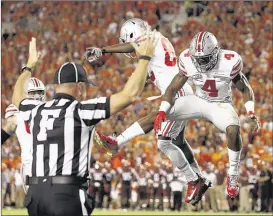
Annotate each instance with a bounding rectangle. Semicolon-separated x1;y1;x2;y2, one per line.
1;1;272;214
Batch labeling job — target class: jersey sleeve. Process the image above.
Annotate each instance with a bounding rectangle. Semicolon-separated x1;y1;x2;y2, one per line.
230;53;243;79
78;96;110;126
178;50;192;77
5;104;19;119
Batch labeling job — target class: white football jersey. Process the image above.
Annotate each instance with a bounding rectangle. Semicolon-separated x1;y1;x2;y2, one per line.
179;49;243;103
5;107;32;170
5;100;43;175
148;32;193;96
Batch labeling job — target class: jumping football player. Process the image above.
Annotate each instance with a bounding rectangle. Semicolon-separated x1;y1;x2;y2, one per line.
85;18;211;204
154;31;261;198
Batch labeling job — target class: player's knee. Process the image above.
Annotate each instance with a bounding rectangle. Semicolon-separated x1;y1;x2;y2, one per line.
157;136;171;151
226;125;240;138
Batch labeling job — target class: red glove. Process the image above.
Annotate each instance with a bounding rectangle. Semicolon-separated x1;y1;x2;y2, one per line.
154;111;168;134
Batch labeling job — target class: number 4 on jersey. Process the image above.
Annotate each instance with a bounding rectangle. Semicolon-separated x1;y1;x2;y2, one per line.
202;80;218;97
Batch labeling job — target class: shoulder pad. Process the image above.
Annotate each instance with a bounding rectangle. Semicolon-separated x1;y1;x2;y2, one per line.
5;104;19;119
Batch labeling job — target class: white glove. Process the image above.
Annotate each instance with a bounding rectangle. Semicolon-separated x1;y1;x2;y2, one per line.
84;47;103;63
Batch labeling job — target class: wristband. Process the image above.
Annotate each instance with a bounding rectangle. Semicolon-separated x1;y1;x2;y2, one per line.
245;101;254;114
21;66;34;73
139;56;152;61
159;101;171;112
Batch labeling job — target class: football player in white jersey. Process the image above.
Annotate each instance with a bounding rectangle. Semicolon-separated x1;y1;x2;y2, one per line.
85;18;211;204
154;31;261;198
4;77;46;192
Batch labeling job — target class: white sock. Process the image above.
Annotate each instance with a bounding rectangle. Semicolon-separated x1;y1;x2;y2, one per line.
117;122;145;148
190;160;204;178
157;139;198;182
228;148;242;175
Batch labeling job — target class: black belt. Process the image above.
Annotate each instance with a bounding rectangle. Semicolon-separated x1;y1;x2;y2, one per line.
26;176;88;186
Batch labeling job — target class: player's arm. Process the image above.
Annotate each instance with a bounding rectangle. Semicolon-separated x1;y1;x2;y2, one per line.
12;37;40;108
84;34;149;63
162;73;188;106
85;42;135;64
1;116;17;145
232;72;254;104
109;30;158;116
102;43;135;54
231;55;260;132
154;72;188;134
1;104;20;145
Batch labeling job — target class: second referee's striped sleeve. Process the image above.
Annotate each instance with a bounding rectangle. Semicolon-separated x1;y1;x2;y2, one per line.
19;99;43;112
78;97;110;126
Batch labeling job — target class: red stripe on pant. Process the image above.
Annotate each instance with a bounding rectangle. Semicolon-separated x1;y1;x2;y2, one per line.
163;121;175;137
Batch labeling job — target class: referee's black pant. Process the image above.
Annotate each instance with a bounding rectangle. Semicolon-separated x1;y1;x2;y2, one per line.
24;177;94;216
172;191;182;211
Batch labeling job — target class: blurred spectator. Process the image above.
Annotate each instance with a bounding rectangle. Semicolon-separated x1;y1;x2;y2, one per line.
203;163;217;212
89;162;104;209
215;161;229;211
14;165;25;208
1;164;9;208
239;164;251;212
169;175;184;211
102;161;116;209
247;165;259;211
258;161;272;212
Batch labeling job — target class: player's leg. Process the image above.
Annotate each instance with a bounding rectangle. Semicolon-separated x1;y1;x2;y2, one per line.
167;95;204;122
97;95;201;153
157;134;204;205
94;110;155;156
158;120;210;205
172;125;212;204
172;126;203;177
116;110;155;149
203;102;242;198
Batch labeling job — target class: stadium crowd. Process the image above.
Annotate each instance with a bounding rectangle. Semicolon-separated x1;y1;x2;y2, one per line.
1;1;272;212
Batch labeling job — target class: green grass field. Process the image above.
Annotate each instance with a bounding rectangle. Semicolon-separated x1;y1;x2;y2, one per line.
2;209;272;216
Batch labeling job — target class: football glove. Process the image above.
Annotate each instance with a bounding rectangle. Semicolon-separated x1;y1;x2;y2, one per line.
154;111;168;134
248;111;261;133
84;47;103;63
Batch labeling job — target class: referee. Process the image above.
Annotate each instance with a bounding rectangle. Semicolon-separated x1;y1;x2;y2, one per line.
12;32;157;216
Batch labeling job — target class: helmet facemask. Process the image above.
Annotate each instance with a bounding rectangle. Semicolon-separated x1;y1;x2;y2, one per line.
27;90;45;101
191;46;220;73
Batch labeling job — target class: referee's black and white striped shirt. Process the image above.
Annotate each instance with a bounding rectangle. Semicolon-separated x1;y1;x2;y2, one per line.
19;93;110;178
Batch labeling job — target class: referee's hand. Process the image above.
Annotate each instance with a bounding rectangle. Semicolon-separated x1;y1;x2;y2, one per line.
26;37;41;69
130;29;158;58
